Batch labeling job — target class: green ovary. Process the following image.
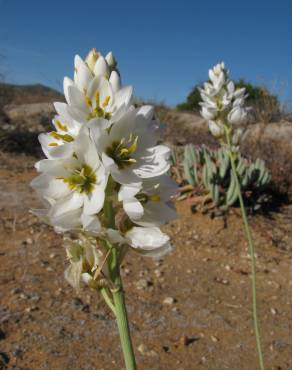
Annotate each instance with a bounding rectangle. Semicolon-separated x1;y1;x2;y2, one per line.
62;164;96;194
106;134;138;169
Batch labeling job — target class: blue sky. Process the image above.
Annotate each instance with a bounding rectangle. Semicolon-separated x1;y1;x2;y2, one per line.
0;0;292;106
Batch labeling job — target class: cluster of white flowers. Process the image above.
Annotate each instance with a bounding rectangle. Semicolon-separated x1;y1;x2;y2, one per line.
31;49;176;289
199;62;249;145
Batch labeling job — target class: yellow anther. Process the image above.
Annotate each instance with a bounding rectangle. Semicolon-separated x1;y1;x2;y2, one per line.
49;131;74;143
49;131;60;139
126;158;137;163
85;96;92;108
120;148;129;155
127;136;138;154
149;195;161;202
48;142;58;147
55;120;68;132
102;95;110;108
95;91;100;107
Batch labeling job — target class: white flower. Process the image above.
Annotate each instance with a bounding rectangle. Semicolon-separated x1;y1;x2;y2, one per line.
228;106;248;125
125;226;172;259
200;62;249;139
63;74;132;125
74;49;118;90
208;62;226;90
208;120;224;138
118;176;177;226
31;134;108;221
90;106;170;185
64;236;104;290
38;112;84;159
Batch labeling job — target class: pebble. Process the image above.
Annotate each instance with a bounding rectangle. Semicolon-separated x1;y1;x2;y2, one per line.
154;269;162;278
270;307;278;315
26;238;33;244
163;297;176;305
137;344;157;357
135;279;152;290
25;306;39;313
211;335;219;342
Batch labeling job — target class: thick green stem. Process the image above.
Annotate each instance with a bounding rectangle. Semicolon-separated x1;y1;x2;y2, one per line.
102;194;137;370
226;132;265;370
111;248;137;370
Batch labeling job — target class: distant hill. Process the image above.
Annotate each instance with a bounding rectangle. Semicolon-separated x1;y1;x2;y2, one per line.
0;82;64;108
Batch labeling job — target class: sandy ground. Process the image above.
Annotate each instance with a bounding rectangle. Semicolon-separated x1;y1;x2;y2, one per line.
0;152;291;370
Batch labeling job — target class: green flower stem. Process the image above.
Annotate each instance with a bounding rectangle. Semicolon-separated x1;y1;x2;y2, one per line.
111;247;137;370
102;195;137;370
226;130;265;370
100;287;116;315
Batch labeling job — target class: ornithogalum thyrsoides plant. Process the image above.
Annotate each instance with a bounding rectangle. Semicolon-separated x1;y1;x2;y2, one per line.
31;49;177;370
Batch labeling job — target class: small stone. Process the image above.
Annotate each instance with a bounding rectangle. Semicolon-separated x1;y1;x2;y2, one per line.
49;253;56;259
270;307;278;315
211;335;219;342
30;294;40;302
137;344;157;357
25;306;39;313
19;293;28;300
135;279;152;290
163;297;176;305
26;238;33;244
154;269;162;278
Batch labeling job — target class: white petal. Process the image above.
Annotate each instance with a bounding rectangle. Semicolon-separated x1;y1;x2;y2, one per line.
81;213;102;233
50;192;83;218
124;198;144;220
54;102;73;123
109;71;121;92
31;174;70;199
83;184;105;215
126;226;170;250
113;85;132;109
93;56;109;78
67;85;88;113
63;77;74;104
118;183;141;201
139;242;173;259
105;51;116;68
75;57;92;91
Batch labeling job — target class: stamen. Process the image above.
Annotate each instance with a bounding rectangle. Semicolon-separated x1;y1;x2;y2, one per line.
95;91;100;107
149;195;161;202
55;120;68;132
85;96;92;108
102;95;111;108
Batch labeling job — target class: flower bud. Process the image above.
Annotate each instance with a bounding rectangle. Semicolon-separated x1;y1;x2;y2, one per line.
228;106;247;125
208;120;224;138
105;51;117;69
85;48;100;71
201;106;217;120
